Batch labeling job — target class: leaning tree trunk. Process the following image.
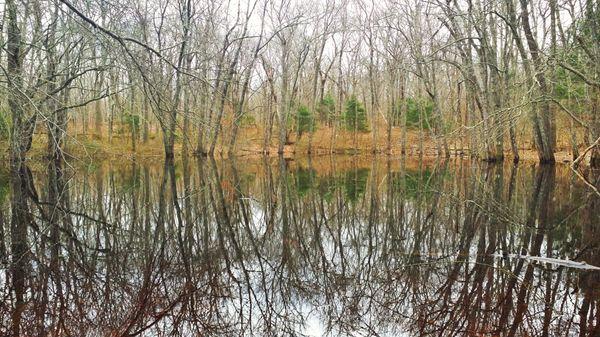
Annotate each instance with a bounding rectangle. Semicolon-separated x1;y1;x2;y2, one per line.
519;0;555;163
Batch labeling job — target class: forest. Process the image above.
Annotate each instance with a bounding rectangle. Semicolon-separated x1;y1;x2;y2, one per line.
2;1;600;335
2;0;599;165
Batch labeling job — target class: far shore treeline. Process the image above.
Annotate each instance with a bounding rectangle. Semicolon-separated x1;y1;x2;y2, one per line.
2;0;599;167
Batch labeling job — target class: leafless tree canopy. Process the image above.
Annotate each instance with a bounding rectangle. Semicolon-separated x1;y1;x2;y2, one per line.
0;0;598;165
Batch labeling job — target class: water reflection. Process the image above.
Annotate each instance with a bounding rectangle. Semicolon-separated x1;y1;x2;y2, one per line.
0;156;598;336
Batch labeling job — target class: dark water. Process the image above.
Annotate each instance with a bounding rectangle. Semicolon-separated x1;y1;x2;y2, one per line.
0;156;598;336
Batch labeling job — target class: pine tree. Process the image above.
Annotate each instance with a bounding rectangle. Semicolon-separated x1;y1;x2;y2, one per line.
344;96;368;132
296;104;314;138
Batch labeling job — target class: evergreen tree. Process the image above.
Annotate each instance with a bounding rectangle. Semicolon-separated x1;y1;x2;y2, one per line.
344;95;368;132
405;97;433;130
318;93;336;125
296;104;315;138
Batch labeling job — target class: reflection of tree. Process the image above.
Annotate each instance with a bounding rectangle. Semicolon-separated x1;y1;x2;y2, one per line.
0;157;597;336
578;170;600;337
8;161;34;337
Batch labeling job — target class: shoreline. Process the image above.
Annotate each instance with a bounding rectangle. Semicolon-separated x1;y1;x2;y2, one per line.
0;131;586;166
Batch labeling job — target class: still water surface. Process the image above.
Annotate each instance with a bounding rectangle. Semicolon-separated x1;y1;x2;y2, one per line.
0;156;598;336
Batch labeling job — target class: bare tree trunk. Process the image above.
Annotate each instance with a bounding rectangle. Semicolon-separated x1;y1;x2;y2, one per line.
229;8;265;156
400;78;407;155
164;0;192;159
518;0;555;163
142;96;149;143
128;71;137;152
590;85;600;167
585;0;600;167
308;33;327;155
331;47;344;154
278;39;290;155
108;70;120;144
92;44;106;139
7;0;35;168
182;54;193;153
367;31;378;154
210;24;249;156
6;3;33;335
506;45;520;162
569;118;579;161
45;5;64;161
386;73;393;155
195;66;208;154
264;97;276;154
262;59;278;154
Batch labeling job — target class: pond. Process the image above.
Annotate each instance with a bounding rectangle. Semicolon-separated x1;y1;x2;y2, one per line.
0;156;598;336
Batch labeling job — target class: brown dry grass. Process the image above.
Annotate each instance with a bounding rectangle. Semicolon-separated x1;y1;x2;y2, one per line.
0;120;587;165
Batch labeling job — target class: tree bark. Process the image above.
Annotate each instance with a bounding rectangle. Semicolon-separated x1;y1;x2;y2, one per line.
519;0;555;163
